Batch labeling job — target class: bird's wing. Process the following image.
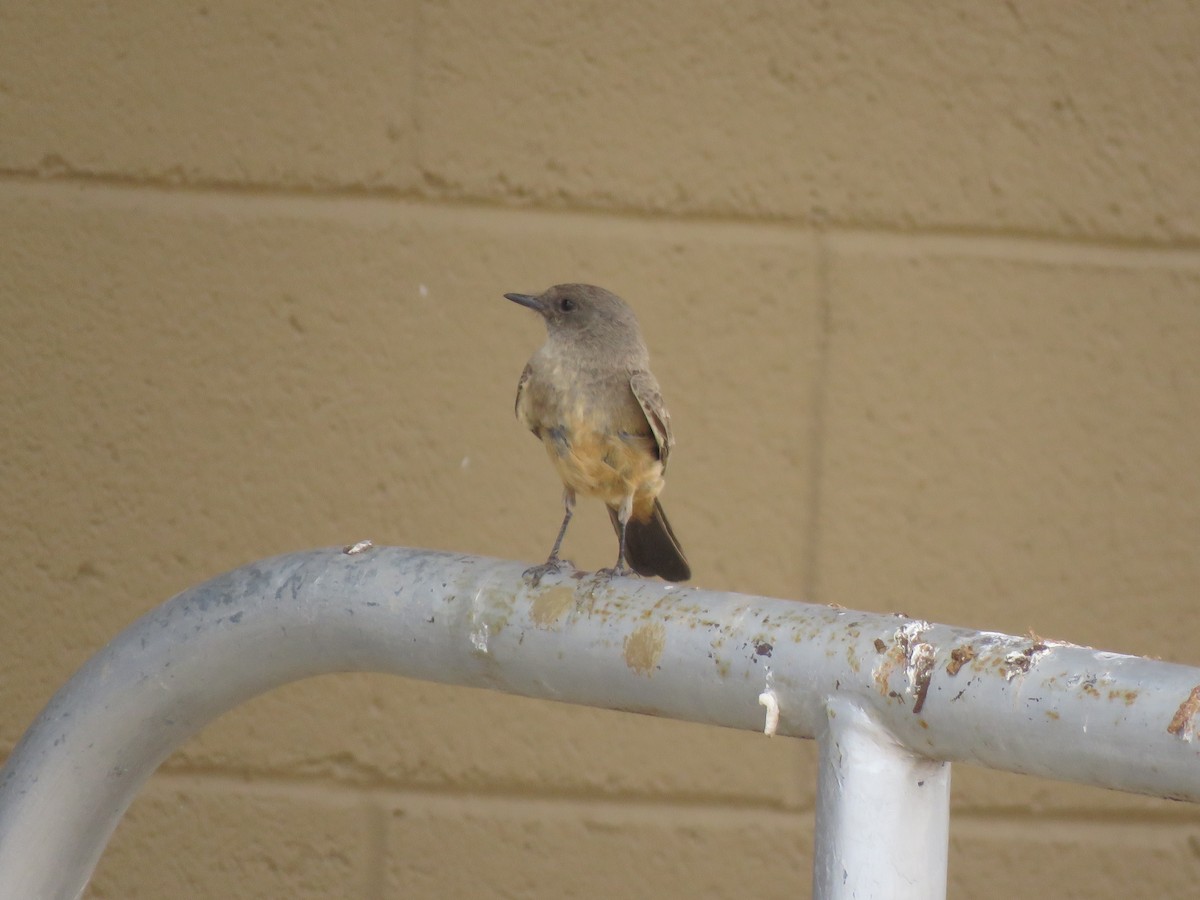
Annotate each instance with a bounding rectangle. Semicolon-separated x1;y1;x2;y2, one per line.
514;362;533;421
629;369;674;467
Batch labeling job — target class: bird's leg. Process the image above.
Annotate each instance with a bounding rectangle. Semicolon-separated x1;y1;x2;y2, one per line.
546;486;575;563
523;488;577;586
595;494;635;581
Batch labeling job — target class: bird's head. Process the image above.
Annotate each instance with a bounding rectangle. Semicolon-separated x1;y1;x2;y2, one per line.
505;284;642;348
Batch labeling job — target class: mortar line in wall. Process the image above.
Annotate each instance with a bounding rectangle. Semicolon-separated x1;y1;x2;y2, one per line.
951;806;1200;832
153;765;813;820
407;0;426;185
0;169;811;246
3;169;1200;265
799;228;832;604
143;767;1200;830
824;226;1200;270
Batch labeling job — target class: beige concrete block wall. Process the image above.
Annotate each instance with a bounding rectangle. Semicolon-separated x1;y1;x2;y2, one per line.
2;2;1198;896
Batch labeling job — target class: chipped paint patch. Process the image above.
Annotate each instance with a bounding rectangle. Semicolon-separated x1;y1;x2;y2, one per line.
873;641;903;695
623;622;666;676
845;642;861;673
872;620;934;712
908;642;936;714
946;644;976;676
530;586;575;627
469;621;490;654
1001;640;1050;681
1167;685;1200;740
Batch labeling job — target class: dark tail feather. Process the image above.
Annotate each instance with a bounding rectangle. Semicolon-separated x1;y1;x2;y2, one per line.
610;499;691;582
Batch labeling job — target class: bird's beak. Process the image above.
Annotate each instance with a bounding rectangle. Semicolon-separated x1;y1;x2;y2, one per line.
504;292;543;313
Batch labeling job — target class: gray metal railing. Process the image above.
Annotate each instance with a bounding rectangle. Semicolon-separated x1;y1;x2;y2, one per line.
2;545;1198;898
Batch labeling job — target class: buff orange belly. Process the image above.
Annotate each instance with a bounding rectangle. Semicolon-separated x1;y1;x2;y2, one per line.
542;428;663;518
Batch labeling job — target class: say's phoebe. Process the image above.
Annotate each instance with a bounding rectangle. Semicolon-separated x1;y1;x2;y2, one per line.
506;283;691;584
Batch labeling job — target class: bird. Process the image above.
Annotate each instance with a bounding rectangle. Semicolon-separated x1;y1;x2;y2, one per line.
505;283;690;584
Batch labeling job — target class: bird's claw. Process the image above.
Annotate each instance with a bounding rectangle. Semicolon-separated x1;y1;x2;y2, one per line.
522;556;575;586
592;564;636;583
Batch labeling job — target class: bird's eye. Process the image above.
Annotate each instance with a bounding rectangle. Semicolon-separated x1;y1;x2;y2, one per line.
559;297;576;312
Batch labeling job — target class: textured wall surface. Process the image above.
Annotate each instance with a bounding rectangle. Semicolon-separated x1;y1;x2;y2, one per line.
3;2;1200;897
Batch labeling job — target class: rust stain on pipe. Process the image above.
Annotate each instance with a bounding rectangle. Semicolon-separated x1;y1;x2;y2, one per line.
530;586;575;627
1167;684;1200;739
624;622;666;676
946;644;976;676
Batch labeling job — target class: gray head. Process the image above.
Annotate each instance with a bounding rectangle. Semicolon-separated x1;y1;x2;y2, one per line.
505;283;646;356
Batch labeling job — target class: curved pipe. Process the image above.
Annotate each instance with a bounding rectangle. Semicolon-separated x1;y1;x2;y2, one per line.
2;546;1199;897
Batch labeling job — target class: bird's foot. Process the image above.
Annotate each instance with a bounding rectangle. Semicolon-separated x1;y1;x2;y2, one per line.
522;556;576;587
592;563;636;584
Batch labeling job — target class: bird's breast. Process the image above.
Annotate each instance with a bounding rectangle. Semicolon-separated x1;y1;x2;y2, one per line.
543;427;664;511
518;356;635;432
517;356;662;511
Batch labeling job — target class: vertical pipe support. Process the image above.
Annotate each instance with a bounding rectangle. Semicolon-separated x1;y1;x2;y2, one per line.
813;696;951;900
